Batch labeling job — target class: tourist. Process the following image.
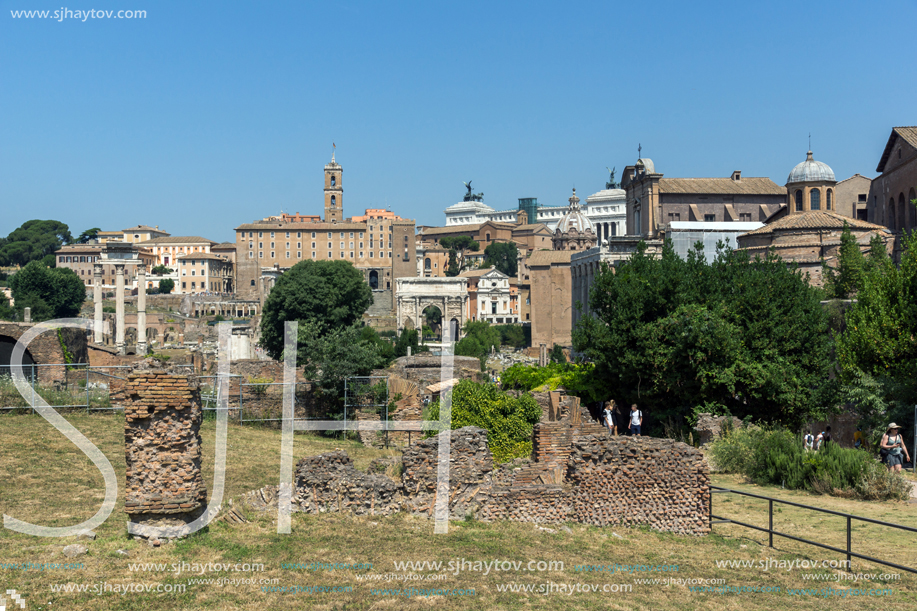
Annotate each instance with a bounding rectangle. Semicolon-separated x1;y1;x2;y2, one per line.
804;430;815;452
820;425;833;449
815;430;824;451
880;423;910;473
603;401;617;436
628;404;642;437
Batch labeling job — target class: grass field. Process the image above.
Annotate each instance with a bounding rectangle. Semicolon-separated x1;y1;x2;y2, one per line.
1;412;916;610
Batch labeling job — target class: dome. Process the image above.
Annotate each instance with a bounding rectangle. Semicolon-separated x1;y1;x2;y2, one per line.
787;151;835;184
556;188;595;233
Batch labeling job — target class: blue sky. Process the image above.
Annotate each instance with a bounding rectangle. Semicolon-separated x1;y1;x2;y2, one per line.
2;0;915;242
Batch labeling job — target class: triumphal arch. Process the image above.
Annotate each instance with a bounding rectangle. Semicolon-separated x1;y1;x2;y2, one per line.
395;277;469;341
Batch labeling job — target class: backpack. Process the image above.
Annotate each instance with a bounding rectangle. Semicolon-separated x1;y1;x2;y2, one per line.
804;433;814;446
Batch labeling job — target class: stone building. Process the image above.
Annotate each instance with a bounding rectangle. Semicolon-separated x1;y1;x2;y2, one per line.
528;250;573;349
138;236;217;267
122;225;170;244
786;150;838;215
867;126;917;240
233;153;417;305
835;174;871;221
551;189;597;251
737;212;891;286
459;267;519;324
622;158;786;237
55;243;156;290
176;253;234;294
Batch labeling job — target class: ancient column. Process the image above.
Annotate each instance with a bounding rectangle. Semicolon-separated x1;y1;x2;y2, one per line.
93;263;103;344
23;307;31;323
137;265;147;355
115;263;125;355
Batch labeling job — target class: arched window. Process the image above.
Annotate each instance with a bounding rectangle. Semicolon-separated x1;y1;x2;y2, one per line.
826;189;832;211
250;279;255;286
810;189;821;211
424;258;431;270
330;174;336;186
795;190;803;211
330;195;336;206
485;233;491;242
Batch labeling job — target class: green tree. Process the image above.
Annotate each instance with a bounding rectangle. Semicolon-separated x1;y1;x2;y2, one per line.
0;292;16;321
260;260;373;360
573;240;835;429
8;261;86;321
836;230;917;441
394;328;427;357
0;220;73;267
483;241;519;277
76;227;101;244
440;236;480;276
151;265;173;275
297;321;389;400
158;278;175;294
822;223;866;299
456;320;501;370
496;324;525;348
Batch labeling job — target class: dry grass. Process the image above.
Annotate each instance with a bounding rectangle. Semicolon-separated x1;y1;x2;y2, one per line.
1;412;915;611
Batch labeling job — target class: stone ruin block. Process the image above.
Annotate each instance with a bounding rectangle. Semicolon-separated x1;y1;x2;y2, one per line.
294;451;401;516
123;373;207;536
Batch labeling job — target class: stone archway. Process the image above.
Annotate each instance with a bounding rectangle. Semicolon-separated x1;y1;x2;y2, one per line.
0;334;36;380
395;278;469;340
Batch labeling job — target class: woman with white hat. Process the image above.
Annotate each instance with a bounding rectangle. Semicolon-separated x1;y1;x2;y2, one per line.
880;423;910;473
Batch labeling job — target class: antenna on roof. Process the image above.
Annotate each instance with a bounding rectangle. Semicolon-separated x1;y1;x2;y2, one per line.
638;143;642;158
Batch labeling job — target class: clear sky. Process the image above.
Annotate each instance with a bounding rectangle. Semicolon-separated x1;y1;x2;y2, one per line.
2;0;916;242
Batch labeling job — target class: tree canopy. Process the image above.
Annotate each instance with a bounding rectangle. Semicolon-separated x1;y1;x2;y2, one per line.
440;236;480;276
8;260;86;321
260;260;373;360
483;241;518;277
0;220;73;267
836;230;917;440
158;278;175;294
572;240;836;429
75;228;101;244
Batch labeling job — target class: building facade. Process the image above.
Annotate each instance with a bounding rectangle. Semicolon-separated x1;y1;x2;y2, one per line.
55;244;156;290
867;127;917;235
233;154;417;301
528;250;573;349
460;267;519;324
177;253;234;294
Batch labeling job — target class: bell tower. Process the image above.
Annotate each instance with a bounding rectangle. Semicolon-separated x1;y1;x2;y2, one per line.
324;150;343;222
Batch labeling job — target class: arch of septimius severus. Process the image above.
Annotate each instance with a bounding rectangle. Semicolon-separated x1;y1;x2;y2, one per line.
394;277;468;341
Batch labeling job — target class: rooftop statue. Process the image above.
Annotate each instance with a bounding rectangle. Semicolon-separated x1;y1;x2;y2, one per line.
463;181;484;202
605;167;619;190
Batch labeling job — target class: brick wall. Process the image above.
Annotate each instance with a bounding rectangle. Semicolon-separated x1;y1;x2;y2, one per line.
123;373;207;530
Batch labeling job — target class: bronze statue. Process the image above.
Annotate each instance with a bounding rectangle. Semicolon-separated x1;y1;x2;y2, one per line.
605;167;618;190
463;181;484;202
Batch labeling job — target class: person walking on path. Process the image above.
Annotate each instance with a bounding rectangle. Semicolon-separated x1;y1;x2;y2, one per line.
880;423;910;473
628;404;643;436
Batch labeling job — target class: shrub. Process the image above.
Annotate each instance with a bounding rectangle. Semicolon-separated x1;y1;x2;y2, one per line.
709;425;912;501
427;380;540;463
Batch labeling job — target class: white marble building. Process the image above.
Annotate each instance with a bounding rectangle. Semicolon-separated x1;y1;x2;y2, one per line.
443;189;626;244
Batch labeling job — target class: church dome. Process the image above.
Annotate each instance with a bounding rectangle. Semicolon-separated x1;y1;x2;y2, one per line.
556;189;595;233
787;151;835;184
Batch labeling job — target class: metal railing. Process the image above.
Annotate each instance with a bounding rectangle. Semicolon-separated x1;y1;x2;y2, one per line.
0;363;131;412
709;485;917;575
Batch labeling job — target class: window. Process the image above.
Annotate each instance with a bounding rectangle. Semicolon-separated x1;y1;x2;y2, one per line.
249;241;253;249
704;214;715;222
826;189;832;210
328;252;332;258
249;251;253;258
810;189;821;210
486;233;491;241
340;232;344;238
286;252;290;259
259;252;263;258
270;251;275;258
331;174;336;186
259;242;263;248
350;241;354;248
191;282;196;289
359;242;364;248
369;252;374;258
312;232;316;238
312;242;316;248
286;232;290;238
330;195;336;206
270;242;275;248
271;232;275;238
340;242;344;249
359;252;363;257
350;232;354;238
312;252;316;258
297;232;301;238
795;190;803;211
297;242;301;248
739;213;752;222
286;242;289;248
360;233;364;238
182;282;187;289
259;232;263;237
328;232;332;238
350;252;354;258
668;212;680;223
340;252;344;258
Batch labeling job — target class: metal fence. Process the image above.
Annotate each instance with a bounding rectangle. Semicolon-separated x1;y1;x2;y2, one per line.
0;363;131;412
710;485;917;575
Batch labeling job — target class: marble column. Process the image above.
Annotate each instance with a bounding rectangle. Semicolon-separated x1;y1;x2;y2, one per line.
137;265;147;355
93;263;103;344
115;263;125;355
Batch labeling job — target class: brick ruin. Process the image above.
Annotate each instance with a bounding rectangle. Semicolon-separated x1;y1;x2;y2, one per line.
290;401;711;535
118;368;710;536
123;372;207;536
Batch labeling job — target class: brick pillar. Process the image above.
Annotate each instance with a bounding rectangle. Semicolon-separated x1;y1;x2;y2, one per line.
93;263;103;344
124;372;206;537
137;265;147;354
115;263;125;355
